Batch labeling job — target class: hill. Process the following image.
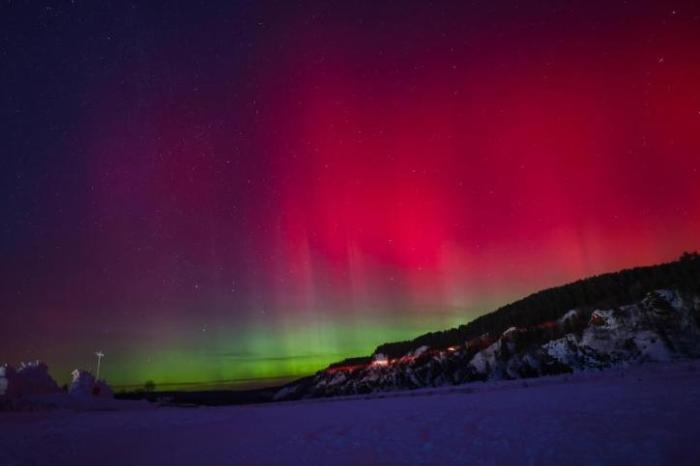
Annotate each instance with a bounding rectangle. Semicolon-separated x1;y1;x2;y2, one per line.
276;252;700;399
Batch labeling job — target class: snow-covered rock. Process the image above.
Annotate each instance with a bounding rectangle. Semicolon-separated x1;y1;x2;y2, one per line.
18;361;60;395
0;361;60;400
411;345;429;358
0;364;17;398
69;370;113;399
469;340;501;375
558;309;580;324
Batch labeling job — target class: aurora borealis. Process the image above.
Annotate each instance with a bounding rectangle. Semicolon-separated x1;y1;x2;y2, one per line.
2;1;700;389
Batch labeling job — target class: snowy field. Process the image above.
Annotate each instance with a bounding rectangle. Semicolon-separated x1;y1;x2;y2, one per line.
2;361;700;466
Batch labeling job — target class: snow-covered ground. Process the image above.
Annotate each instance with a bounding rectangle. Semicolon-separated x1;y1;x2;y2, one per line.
2;361;700;466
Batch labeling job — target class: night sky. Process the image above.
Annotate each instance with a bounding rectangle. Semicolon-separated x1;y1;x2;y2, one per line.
2;1;700;389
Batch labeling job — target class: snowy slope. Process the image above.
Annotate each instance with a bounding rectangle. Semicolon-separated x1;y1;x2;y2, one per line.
1;360;700;466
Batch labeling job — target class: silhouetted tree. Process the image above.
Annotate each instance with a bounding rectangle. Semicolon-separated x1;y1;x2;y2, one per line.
680;251;699;262
144;380;156;393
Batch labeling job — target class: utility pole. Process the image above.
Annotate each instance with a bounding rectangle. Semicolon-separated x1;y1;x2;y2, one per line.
95;351;104;380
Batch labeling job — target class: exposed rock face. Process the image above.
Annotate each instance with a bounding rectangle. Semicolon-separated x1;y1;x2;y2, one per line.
277;290;700;400
69;370;114;399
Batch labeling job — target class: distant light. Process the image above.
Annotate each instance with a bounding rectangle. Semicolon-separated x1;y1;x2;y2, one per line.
371;354;390;367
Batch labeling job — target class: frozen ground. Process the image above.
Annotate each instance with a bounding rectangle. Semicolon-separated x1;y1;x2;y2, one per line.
2;361;700;466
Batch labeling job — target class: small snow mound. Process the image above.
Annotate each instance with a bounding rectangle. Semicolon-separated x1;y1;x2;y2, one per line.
69;370;113;399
